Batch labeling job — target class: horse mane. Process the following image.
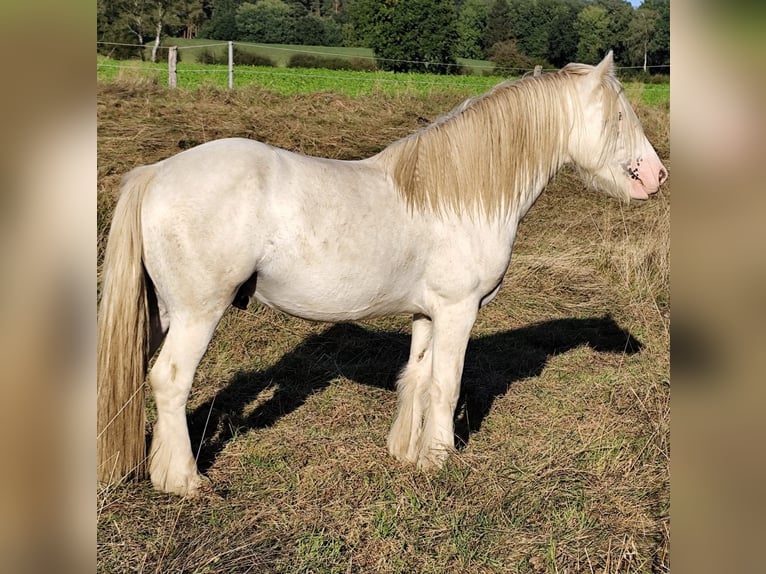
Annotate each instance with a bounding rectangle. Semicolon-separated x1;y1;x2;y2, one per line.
379;64;629;216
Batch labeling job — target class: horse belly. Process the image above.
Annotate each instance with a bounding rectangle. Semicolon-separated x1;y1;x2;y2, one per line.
253;254;422;322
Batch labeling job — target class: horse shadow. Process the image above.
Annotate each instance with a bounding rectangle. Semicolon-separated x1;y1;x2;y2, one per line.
188;315;641;473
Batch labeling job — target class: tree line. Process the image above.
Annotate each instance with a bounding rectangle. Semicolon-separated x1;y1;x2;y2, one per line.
98;0;669;75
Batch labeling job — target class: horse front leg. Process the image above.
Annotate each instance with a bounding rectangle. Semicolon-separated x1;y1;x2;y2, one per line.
148;314;220;496
416;301;477;470
388;313;433;463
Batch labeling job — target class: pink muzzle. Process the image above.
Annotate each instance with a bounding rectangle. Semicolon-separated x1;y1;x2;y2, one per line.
627;149;668;200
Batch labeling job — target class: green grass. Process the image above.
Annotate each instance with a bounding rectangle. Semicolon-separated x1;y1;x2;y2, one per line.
157;38;378;67
127;37;495;74
99;38;668;104
96;55;506;97
96;54;668;104
633;83;671;106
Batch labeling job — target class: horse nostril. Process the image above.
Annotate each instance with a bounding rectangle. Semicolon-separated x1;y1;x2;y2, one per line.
659;166;668;185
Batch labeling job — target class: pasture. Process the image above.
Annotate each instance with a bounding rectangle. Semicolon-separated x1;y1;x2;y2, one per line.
96;52;669;105
97;79;669;572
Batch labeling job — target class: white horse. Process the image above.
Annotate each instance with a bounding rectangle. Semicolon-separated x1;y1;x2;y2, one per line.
97;52;667;496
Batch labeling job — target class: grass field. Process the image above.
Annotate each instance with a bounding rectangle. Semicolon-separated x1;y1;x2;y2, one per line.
96;56;504;96
103;37;496;73
96;54;670;105
97;79;669;572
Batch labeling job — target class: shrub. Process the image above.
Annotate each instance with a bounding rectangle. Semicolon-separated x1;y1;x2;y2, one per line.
618;68;670;84
196;46;275;67
233;46;276;67
346;57;376;72
489;40;531;75
287;53;375;71
196;48;222;65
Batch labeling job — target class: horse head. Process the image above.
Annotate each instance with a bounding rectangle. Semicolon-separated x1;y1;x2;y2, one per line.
568;51;668;201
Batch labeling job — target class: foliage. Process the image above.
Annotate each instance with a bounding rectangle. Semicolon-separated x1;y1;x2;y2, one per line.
195;47;221;64
196;45;276;67
455;0;489;60
362;0;460;74
168;0;206;38
287;53;376;71
97;0;149;59
509;0;585;68
484;0;512;50
626;4;659;70
200;0;241;40
592;0;634;64
236;45;277;66
294;13;344;46
489;40;532;75
98;0;671;76
236;0;295;43
641;0;670;67
575;4;611;64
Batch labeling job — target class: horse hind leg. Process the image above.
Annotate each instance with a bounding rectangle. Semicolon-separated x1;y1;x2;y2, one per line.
388;314;433;463
146;272;169;357
147;311;223;496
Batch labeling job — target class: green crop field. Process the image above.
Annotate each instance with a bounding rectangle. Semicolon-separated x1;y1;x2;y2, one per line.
96;56;502;97
96;53;669;105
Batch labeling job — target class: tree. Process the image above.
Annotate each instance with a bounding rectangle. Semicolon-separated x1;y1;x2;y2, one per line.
508;0;548;63
539;0;585;67
484;0;512;50
174;0;206;38
236;0;296;43
98;0;149;59
294;13;344;45
364;0;460;74
642;0;669;67
97;0;188;61
575;4;610;64
500;0;583;68
626;4;658;71
592;0;633;63
345;0;378;47
148;0;183;62
200;0;241;39
456;0;489;60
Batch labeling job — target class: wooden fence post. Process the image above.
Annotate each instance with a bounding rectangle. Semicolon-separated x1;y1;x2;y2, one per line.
228;41;234;90
168;46;177;88
533;65;542;77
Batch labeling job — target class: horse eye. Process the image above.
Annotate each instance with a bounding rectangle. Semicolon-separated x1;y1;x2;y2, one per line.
618;111;623;121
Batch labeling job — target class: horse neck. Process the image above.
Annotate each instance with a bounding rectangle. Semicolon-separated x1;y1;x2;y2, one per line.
381;75;575;223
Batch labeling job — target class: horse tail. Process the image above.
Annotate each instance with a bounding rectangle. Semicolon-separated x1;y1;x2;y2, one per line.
97;165;156;484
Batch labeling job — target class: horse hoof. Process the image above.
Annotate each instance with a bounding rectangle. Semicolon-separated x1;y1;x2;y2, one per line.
182;473;212;498
151;470;210;497
416;446;452;471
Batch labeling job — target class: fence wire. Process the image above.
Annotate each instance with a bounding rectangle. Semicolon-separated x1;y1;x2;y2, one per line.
97;40;671;74
97;41;670;97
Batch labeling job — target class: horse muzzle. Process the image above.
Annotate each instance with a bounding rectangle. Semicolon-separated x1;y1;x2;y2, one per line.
626;150;668;200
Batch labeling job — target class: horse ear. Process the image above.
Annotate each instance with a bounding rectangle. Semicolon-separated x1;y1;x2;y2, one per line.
595;51;615;78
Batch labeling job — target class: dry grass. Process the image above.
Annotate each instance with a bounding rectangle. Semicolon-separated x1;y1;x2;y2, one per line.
97;81;669;573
